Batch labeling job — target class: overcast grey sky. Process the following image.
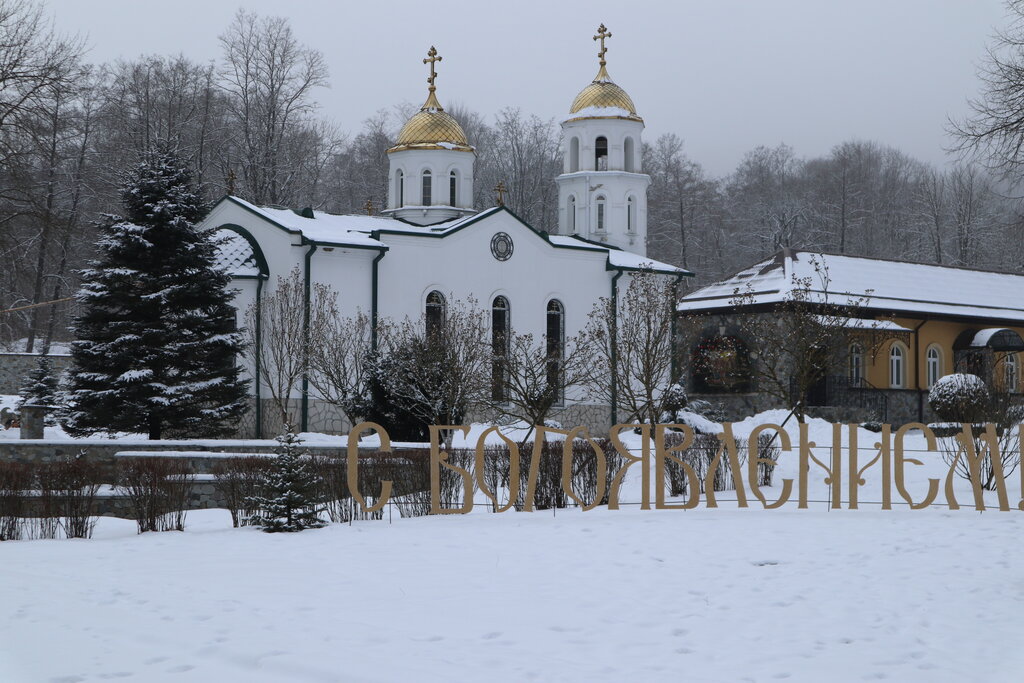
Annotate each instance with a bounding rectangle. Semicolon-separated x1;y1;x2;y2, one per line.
50;0;1007;176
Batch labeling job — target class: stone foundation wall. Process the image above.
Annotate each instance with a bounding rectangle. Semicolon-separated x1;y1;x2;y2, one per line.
0;352;72;395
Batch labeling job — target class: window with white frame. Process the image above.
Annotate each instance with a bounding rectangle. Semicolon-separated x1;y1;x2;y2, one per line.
926;345;942;388
889;343;906;389
849;343;864;387
1005;353;1019;393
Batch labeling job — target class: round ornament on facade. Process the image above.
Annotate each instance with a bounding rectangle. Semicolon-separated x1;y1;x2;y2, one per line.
490;232;514;261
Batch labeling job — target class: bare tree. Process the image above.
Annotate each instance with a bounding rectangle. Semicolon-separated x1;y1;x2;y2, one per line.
726;256;874;422
218;9;329;205
375;298;490;446
244;268;306;427
951;0;1024;180
583;269;680;426
488;329;591;446
307;284;372;429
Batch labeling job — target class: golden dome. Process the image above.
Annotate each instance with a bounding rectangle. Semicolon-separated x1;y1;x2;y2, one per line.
568;65;642;121
391;91;471;152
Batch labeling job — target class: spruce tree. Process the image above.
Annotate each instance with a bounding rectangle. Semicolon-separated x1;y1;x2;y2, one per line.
249;425;326;532
64;151;249;439
18;357;60;425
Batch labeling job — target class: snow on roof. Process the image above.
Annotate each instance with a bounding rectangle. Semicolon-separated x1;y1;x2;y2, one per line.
212;229;261;277
221;197;687;274
679;250;1024;323
546;234;686;274
228;197;389;248
817;316;912;332
562;105;636;122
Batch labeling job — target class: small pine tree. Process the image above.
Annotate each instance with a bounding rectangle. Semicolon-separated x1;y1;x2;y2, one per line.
63;150;249;439
249;425;326;533
18;357;60;425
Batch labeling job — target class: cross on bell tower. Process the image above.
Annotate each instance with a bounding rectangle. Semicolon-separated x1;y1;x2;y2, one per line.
594;24;612;67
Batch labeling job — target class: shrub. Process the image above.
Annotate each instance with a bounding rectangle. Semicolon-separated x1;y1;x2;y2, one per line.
0;462;31;541
212;456;274;527
117;458;195;533
929;373;990;423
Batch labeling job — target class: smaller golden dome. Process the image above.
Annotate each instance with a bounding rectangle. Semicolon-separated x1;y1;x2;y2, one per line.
391;90;471;152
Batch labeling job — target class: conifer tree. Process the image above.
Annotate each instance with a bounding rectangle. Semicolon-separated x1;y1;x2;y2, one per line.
249;425;326;532
63;150;249;439
18;357;60;425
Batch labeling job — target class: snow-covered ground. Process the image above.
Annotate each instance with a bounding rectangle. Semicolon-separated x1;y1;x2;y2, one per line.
0;412;1022;682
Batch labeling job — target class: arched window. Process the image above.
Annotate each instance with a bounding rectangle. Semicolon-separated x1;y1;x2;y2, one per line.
396;170;404;208
889;342;906;389
568;195;576;234
449;170;457;206
595;136;608;170
546;300;565;404
595;195;606;233
425;290;446;338
849;343;864;388
626;196;636;233
569;137;580;173
1005;353;1019;392
624;137;635;172
926;345;942;389
491;296;510;401
421;169;432;205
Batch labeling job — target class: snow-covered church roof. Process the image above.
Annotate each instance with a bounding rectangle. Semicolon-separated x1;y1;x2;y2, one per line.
210;195;687;276
678;249;1024;324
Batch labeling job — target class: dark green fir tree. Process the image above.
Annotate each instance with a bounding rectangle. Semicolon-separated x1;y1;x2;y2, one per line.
18;356;61;425
249;425;326;532
64;150;249;439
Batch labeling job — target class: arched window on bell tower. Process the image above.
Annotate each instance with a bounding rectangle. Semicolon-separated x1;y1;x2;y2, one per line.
395;170;404;208
624;137;635;172
421;169;432;205
568;195;576;234
595;136;608;170
627;196;636;233
449;170;458;206
570;137;580;172
595;195;606;233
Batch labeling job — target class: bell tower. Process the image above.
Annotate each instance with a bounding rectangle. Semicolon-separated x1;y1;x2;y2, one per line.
555;25;649;256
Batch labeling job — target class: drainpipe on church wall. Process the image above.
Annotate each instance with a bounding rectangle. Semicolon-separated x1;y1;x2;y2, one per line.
370;247;387;351
254;275;264;438
609;267;624;430
301;240;318;433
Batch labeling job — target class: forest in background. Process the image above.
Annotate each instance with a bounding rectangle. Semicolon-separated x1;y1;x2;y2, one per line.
2;1;1022;352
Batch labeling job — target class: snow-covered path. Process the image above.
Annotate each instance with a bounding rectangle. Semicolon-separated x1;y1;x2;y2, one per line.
1;504;1021;682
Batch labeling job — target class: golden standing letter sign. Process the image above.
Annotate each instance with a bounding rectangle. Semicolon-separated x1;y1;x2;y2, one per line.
343;422;1024;514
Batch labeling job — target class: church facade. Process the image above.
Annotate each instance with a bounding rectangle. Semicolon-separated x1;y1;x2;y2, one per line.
202;28;688;438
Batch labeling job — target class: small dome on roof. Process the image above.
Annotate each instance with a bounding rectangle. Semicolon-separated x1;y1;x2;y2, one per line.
389;46;472;154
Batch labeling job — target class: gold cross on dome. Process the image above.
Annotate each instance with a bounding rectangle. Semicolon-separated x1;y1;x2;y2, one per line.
594;24;612;66
494;181;507;206
424;46;442;90
364;198;375;216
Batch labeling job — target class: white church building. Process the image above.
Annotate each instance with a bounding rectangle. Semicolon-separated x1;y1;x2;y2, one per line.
201;27;689;438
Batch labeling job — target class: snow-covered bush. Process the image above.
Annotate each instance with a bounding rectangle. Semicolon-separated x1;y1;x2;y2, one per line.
658;382;688;422
928;373;990;423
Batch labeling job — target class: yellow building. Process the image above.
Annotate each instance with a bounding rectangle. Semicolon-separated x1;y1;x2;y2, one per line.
677;249;1024;424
